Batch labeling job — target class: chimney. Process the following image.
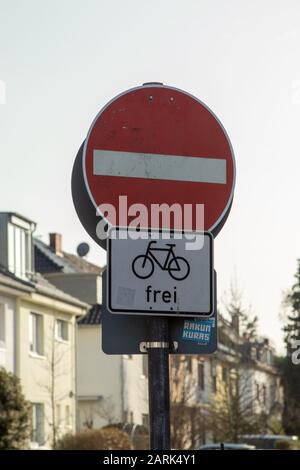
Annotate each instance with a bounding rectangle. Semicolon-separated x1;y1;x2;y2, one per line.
49;233;63;256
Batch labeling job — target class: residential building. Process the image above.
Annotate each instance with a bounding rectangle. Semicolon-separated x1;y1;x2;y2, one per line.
170;314;283;448
76;305;123;429
0;213;87;448
34;233;149;431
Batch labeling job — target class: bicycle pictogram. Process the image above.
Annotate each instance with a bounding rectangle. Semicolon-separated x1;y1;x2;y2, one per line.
132;241;190;281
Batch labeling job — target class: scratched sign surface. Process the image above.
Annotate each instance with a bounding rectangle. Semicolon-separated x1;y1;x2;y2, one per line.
82;84;235;235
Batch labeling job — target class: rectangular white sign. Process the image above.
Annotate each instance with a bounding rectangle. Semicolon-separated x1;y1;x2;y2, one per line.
107;228;214;317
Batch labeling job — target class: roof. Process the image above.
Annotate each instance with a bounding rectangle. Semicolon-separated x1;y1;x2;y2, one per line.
77;304;102;325
62;252;103;274
0;264;88;308
33;273;88;307
34;238;103;275
0;265;34;293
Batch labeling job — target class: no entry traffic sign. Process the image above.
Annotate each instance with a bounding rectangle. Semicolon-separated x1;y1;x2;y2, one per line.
72;84;235;248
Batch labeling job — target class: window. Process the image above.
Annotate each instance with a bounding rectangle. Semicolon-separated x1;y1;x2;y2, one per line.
250;347;257;360
262;385;267;406
142;354;148;378
31;403;44;446
29;313;43;355
56;404;61;426
222;366;228;384
142;413;149;429
122;410;128;423
187;357;193;373
211;363;217;393
270;382;276;404
65;405;70;427
256;382;260;401
0;304;5;349
56;319;69;341
8;222;32;279
198;363;205;391
212;376;217;393
266;349;273;366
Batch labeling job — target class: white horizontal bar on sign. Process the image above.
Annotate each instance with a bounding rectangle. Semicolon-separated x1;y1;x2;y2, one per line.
93;150;227;184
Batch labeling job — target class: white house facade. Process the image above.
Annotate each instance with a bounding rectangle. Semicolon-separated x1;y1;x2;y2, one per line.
0;213;88;449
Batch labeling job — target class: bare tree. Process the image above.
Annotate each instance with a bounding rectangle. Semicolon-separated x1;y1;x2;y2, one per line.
170;355;208;449
35;318;72;448
81;407;94;430
96;397;116;425
209;285;270;442
208;364;263;442
81;396;117;430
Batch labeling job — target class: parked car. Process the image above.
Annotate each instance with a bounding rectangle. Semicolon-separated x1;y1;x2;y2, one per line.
240;435;298;450
199;443;256;450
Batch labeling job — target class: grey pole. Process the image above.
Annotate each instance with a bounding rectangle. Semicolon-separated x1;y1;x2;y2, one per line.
147;317;171;450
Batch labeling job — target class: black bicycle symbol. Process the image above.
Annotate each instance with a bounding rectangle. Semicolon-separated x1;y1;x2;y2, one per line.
132;241;190;281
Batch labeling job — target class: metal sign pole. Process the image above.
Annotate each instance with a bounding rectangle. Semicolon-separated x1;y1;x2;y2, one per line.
147;317;171;450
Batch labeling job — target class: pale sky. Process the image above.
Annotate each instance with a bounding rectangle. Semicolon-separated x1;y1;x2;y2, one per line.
1;0;300;353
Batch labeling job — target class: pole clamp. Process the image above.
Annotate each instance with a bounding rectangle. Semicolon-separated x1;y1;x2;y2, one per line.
139;341;178;353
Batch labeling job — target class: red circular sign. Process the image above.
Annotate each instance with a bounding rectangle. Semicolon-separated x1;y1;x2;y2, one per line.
83;84;235;234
